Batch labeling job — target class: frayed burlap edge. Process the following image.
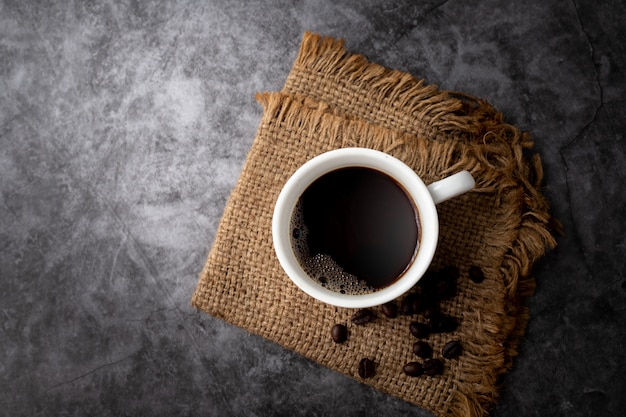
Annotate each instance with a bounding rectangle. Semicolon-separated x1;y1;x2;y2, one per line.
192;32;559;417
282;33;559;416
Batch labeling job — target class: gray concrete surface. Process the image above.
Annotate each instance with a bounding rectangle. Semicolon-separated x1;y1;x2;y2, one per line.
1;1;624;416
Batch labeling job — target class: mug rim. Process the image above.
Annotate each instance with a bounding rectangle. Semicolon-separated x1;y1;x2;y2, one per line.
272;148;439;308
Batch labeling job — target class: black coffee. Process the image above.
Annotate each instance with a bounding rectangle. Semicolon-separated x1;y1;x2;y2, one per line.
290;167;420;294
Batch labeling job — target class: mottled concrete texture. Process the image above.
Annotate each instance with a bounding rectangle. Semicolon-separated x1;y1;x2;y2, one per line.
1;0;624;416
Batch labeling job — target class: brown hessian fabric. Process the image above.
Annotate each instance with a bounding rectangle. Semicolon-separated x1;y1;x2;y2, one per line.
192;32;559;417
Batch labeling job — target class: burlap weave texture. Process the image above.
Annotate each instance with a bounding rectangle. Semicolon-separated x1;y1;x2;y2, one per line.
192;33;557;417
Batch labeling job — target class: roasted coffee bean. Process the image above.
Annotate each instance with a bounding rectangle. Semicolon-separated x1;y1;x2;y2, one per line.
409;322;430;339
468;265;485;283
410;293;422;313
358;357;375;378
381;301;398;319
410;292;429;314
423;358;444;376
413;341;433;358
352;309;374;325
429;314;458;333
331;324;348;343
442;340;463;359
421;304;439;319
403;361;424;377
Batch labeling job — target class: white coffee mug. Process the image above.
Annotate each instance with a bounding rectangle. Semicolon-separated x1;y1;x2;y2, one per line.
272;148;475;308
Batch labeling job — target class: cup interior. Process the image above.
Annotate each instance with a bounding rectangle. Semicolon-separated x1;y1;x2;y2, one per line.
272;148;439;308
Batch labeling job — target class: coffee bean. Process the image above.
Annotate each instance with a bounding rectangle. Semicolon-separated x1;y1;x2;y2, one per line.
442;340;463;359
411;294;424;314
410;292;428;314
413;341;433;358
358;357;375;378
403;361;424;377
429;314;458;333
409;322;430;339
331;324;347;343
421;304;439;319
381;301;398;318
423;358;444;376
468;265;485;283
352;309;374;325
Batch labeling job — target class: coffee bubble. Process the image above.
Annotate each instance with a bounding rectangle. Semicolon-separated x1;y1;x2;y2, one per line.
289;200;375;296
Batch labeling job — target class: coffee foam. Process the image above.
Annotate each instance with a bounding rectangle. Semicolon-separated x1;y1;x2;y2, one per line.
289;200;375;296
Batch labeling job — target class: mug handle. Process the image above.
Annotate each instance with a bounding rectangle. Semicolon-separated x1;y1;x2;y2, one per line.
427;171;475;205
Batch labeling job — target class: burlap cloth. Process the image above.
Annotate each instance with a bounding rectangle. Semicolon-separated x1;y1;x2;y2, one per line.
192;33;558;417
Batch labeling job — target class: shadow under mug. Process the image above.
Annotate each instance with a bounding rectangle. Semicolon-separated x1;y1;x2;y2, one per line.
272;148;475;308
